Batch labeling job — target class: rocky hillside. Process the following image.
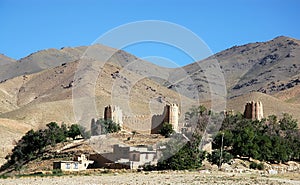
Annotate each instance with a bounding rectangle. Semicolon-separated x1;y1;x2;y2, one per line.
180;36;300;100
0;54;15;65
0;36;300;166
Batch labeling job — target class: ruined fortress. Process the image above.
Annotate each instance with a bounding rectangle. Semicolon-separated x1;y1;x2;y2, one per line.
243;101;264;121
103;104;180;134
96;101;263;135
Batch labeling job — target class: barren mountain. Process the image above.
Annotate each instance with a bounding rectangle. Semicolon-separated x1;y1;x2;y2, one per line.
0;36;300;166
0;46;86;82
0;61;188;124
0;54;15;64
179;36;300;100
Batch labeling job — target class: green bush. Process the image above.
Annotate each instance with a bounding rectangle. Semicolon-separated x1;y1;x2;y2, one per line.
159;122;174;138
249;162;258;169
249;162;264;170
67;124;81;139
52;169;63;176
257;163;265;170
207;150;233;168
92;118;121;135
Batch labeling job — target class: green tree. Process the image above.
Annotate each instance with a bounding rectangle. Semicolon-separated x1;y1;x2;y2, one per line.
157;139;206;170
159;122;174;138
45;122;66;145
96;118;121;134
279;113;298;131
67;124;81;140
207;150;233;168
1;122;75;172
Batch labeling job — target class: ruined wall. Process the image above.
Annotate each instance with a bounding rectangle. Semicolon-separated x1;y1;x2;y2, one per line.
152;104;180;134
102;104;180;134
104;105;123;127
123;115;152;134
243;101;264;121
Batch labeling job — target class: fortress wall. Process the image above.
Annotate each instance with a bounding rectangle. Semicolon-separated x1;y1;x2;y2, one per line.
243;101;264;121
123;115;152;134
103;104;180;134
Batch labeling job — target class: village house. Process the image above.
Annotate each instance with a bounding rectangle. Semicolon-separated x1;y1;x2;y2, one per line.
53;154;94;171
89;144;157;169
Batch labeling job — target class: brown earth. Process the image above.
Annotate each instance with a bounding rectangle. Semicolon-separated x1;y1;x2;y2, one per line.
0;170;299;185
0;36;300;168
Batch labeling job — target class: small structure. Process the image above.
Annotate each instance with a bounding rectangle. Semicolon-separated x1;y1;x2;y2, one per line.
53;154;94;171
114;144;157;169
243;101;264;121
89;144;157;169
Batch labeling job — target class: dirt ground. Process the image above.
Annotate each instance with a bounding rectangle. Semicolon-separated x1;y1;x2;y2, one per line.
0;171;299;185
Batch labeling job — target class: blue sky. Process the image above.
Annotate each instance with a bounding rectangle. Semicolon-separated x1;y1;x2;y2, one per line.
1;0;300;66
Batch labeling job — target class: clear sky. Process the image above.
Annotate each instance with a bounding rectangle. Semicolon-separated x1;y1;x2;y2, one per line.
1;0;300;66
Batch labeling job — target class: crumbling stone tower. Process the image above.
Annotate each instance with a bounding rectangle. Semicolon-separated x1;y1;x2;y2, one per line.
243;101;264;121
163;103;179;132
104;105;123;128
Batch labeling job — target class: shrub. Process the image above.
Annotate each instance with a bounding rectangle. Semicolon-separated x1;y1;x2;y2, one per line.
257;163;265;170
249;162;264;170
207;150;233;168
52;169;63;176
92;118;121;135
159;122;174;138
249;162;258;169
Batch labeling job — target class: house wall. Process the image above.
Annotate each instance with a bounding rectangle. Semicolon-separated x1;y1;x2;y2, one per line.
53;154;94;171
53;161;82;171
139;153;156;163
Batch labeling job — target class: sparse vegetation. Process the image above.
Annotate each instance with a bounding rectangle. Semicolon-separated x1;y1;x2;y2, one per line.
0;122;83;173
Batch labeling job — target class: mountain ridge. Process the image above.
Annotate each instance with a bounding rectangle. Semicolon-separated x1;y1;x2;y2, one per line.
0;36;300;166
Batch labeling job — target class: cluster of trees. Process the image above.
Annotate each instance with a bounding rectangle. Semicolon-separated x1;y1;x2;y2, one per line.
144;133;207;171
213;113;300;163
145;105;300;171
91;118;121;136
1;122;81;172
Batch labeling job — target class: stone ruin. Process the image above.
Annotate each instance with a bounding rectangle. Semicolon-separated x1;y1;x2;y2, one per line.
102;103;180;134
243;101;264;121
